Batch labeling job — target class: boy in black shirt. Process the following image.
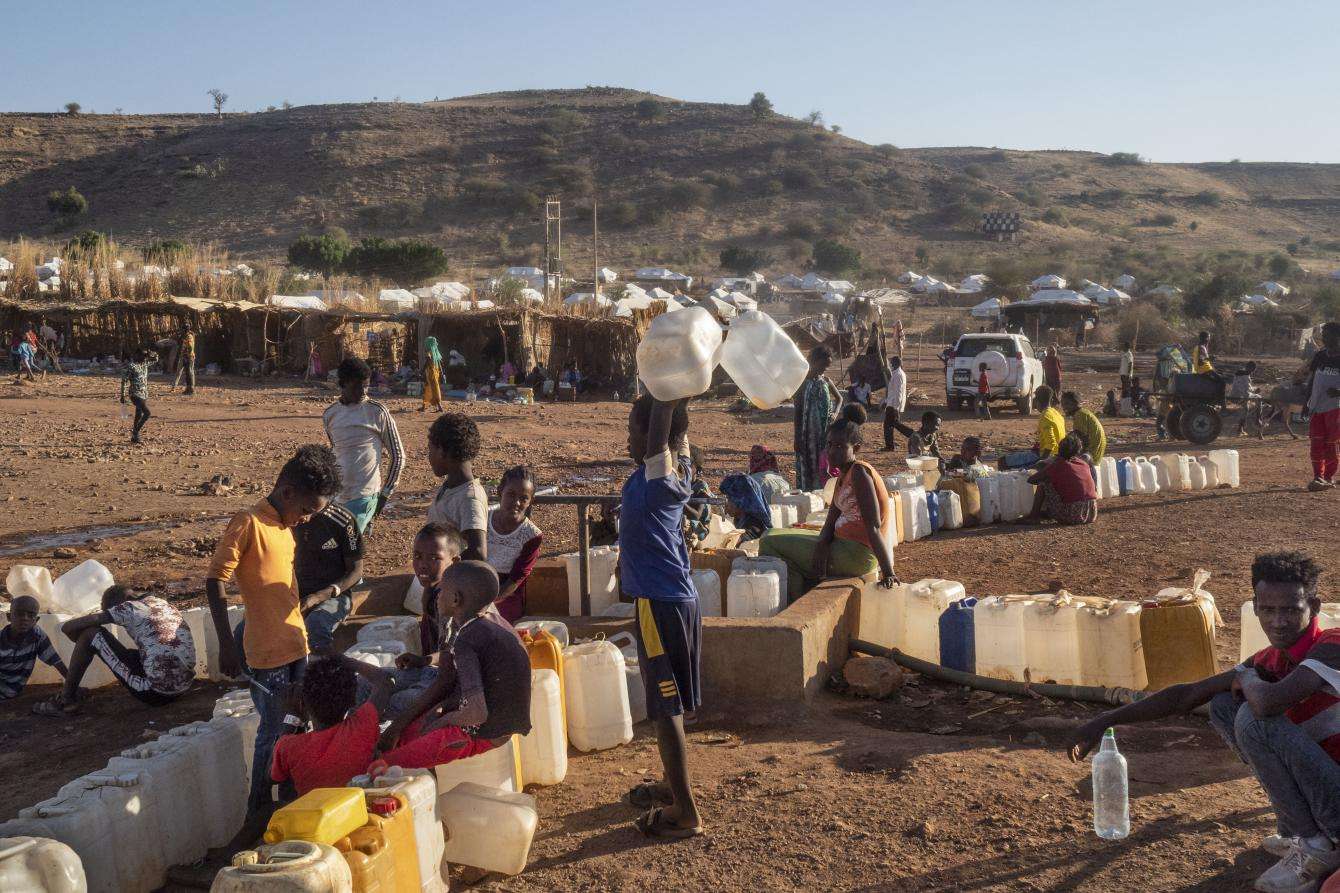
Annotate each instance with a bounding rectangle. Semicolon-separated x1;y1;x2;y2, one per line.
377;561;531;768
293;502;364;653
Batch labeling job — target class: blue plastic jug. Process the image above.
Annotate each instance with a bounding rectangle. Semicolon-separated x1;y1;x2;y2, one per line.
938;597;977;673
1117;458;1133;496
926;491;941;533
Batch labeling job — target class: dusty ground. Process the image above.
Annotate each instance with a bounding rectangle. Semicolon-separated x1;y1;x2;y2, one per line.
1;347;1333;891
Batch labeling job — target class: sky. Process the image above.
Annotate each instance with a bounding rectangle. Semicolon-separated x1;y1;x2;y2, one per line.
3;0;1337;163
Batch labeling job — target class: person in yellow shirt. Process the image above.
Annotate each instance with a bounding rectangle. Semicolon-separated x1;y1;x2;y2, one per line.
207;444;342;825
1192;331;1214;374
1035;386;1066;459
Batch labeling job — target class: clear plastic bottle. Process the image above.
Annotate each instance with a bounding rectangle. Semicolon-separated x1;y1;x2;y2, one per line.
1092;727;1130;839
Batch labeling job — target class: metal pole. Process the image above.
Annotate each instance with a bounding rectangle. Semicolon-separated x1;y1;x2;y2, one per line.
592;197;599;298
577;501;591;616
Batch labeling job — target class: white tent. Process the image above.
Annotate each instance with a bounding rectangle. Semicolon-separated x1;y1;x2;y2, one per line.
1081;282;1109;299
413;281;471;301
858;288;910;306
1255;281;1290;298
897;271;923;285
563;292;612;308
647;286;676;300
378;288;418;311
1019;289;1092;307
598;267;619;283
826;279;855;294
699;295;738;318
820;291;847;306
720;291;758;311
1096;288;1131;306
518;288;545;304
272;295;330;311
1241;294;1280;307
1114;274;1136;291
910;276;946;294
1147;284;1182;298
800;272;830;292
304;289;365;306
773;273;805;289
635;267;693;288
0;256;13;273
505;266;544;278
959;274;989;293
709;276;758;294
971;297;1004;318
1030;274;1067;290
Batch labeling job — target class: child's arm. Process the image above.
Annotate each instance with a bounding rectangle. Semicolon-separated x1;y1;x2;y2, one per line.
497;535;542;604
339;655;393;716
206;578;243;679
644;397;685;460
60;611;113;640
119;368;128;402
35;631;68;677
419;646;487;733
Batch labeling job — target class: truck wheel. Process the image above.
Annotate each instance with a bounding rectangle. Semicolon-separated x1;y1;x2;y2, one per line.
1166;407;1183;439
1181;405;1222;445
1016;393;1033;415
947;394;962;412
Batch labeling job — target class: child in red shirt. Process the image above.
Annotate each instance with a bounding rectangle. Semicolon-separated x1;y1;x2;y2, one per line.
271;654;392;796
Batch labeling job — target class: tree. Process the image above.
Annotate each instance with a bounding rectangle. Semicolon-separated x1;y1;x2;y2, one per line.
65;230;107;253
282;100;293;110
287;233;349;276
64;102;81;116
748;92;773;120
1185;270;1249;318
830;124;842;134
143;239;190;264
719;245;770;275
1268;253;1293;279
811;239;861;276
46;186;88;217
343;237;449;282
805;110;824;127
635;98;664;121
207;88;228;118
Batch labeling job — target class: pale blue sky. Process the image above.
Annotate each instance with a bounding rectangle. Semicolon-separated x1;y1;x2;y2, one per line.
3;0;1337;162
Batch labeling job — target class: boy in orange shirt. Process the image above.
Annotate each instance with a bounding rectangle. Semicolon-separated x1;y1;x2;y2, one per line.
206;444;342;827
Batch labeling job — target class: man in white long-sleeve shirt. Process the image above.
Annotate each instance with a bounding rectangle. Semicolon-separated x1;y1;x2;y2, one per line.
323;357;405;532
882;356;914;451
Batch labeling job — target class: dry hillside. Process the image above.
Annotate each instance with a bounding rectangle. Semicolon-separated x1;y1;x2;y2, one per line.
2;87;1339;279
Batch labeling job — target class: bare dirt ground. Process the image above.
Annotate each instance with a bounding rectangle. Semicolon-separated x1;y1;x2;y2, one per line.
1;347;1333;891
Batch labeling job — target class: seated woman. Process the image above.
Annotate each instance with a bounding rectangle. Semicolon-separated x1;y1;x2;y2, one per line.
758;405;897;601
1026;433;1098;526
720;473;772;543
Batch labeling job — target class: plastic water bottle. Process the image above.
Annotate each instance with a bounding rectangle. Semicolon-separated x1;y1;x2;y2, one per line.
1092;727;1130;839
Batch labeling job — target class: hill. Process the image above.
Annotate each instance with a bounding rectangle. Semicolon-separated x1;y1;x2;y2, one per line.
3;87;1339;281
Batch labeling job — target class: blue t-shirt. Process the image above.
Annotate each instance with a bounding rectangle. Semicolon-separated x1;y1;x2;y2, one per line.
619;453;697;602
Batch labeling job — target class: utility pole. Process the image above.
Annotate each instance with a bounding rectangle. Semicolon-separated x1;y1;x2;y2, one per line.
543;195;562;301
592;197;599;297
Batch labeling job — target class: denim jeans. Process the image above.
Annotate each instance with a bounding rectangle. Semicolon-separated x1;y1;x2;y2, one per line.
303;593;352;652
1208;692;1340;839
235;620;308;809
387;666;438;719
345;495;378;534
1000;449;1040;469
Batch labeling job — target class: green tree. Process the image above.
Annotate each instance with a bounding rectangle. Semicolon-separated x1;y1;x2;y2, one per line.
287;233;350;276
207;88;228;117
811;239;861;276
1267;253;1293;280
46;186;88;217
343;237;448;282
1185;270;1249;318
1313;285;1340;319
635;98;664;121
805;110;824;127
748;91;773;120
64;230;107;253
1105;152;1144;166
719;245;770;275
64;102;81;116
143;239;190;264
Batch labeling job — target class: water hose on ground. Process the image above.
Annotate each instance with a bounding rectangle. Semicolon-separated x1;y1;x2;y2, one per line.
849;639;1149;706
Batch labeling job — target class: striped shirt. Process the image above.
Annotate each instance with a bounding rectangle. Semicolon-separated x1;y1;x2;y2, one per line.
0;625;61;699
121;360;150;401
1243;621;1340;765
322;398;405;502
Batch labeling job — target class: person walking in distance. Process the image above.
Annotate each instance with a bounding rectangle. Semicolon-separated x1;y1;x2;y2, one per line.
1304;322;1340;491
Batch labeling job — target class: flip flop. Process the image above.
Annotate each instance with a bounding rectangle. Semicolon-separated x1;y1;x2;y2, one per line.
32;697;79;717
626;782;674;809
635;806;703;840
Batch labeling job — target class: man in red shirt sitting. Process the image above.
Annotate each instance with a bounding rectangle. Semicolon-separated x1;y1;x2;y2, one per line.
1068;552;1340;893
271;654;391;797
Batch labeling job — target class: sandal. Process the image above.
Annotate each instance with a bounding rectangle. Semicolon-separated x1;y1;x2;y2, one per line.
32;697;79;717
635;806;703;839
626;782;674;809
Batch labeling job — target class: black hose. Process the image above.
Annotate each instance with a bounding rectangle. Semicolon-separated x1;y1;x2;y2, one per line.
849;638;1148;706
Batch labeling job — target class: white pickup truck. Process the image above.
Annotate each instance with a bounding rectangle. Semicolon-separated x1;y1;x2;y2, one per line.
944;332;1045;414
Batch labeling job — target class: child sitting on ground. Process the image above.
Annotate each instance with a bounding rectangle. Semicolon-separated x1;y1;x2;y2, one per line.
377;562;532;770
906;411;945;467
35;585;195;716
1;596;67;700
486;466;543;624
427;413;488;561
271;654;392;797
390;523;463;717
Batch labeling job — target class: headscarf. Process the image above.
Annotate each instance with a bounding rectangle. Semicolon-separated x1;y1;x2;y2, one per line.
425;336;443;367
720;474;771;533
748;445;780;475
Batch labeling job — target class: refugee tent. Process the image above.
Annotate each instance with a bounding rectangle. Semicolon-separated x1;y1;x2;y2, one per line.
971;297;1004;318
773;273;806;289
647;286;676;301
1240;294;1280;307
910;276;947;294
518;288;545;304
1254;281;1290;298
719;291;758;311
0;256;12;273
820;291;847;306
959;274;989;293
413;281;471;301
1030;274;1067;290
825;279;856;294
897;271;923;285
615;292;681;317
378;288;418;312
1095;288;1131;306
272;294;330;311
710;276;759;294
598;267;619;283
506;266;544;278
563;292;612;308
699;295;738;319
1019;289;1091;307
1147;284;1182;298
858;287;911;306
304;289;366;308
800;272;830;292
1114;273;1136;291
634;267;693;288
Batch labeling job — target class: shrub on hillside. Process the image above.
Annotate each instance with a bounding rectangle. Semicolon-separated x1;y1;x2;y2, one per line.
1185;269;1249;318
635;98;664;121
1104;152;1145;166
748;92;773;120
65;230;107;253
538;109;586;136
605;201;638;228
343;237;448;282
874;144;899;159
657;180;713;210
783;219;818;240
1041;207;1069;226
1188;190;1223;207
963;163;986;179
1138;213;1178;227
719;245;770;275
542;163;594;194
143;239;190;264
811;239;861;276
47;186;88;217
1267;253;1294;280
287;234;349;275
781;165;820;191
457;179;540;215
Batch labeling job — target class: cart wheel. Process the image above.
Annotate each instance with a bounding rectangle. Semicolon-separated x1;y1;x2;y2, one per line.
1166;406;1183;439
1181;404;1222;445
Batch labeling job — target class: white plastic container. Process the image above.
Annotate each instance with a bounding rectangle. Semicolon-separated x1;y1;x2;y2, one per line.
1097;457;1119;500
768;503;799;530
403;576;425;614
1208;449;1239;488
55;772;165;893
356;616;422;656
565;546;620;616
976;474;1000;525
719;310;809;409
973;597;1031;681
50;560;114;616
937;489;963;530
433;735;521;794
210;841;352;892
636;305;723;401
1135;459;1159;495
0;837;87;893
562;640;634;752
353;768;444;893
1151;456;1172;492
106;738;208;869
1022;595;1083;685
344;642;403;668
733;555;789;604
902;579;966;664
5;791;122;893
773;491;824;525
519;669;568;787
514;620;569;647
1168;454;1191;491
600;602;636;618
211;706;262;788
727;571;782;618
857;580;908;650
1076;601;1148;691
437;783;538;876
624;655;648;723
164;722;249;848
181;604;246;680
692;568;722;617
1187;458;1206;490
898;487;931;540
1199;456;1219;489
5;564;54;607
